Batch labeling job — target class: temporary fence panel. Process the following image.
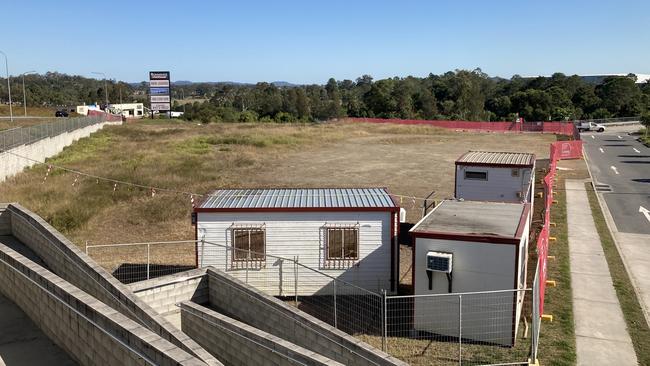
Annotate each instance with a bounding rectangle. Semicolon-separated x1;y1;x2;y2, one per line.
349;117;578;136
387;290;531;366
86;241;197;284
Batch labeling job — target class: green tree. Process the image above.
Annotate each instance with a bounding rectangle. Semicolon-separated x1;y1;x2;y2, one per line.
641;112;650;138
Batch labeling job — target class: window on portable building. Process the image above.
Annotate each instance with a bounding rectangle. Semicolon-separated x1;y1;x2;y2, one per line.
232;228;265;261
327;228;358;260
464;170;488;180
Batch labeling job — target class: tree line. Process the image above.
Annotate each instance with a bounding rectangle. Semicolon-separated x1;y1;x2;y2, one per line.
1;70;648;122
0;72;136;108
178;70;650;123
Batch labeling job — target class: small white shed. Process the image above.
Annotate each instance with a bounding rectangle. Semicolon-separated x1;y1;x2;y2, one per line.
410;200;531;346
455;151;535;203
194;188;400;295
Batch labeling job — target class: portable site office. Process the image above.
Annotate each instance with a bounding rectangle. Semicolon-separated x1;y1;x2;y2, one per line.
410;199;531;346
193;188;400;295
455;151;536;204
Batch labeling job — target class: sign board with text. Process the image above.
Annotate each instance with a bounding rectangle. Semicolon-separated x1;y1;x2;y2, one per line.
148;71;171;111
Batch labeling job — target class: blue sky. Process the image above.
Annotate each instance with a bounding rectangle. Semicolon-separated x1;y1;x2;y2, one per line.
3;0;649;84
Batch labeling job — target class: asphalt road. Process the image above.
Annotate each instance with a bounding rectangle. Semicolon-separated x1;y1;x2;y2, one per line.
582;130;650;235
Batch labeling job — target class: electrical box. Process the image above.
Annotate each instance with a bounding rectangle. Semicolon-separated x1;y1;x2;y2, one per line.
426;251;453;273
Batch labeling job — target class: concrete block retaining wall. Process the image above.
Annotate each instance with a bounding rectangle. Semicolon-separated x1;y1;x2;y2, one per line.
6;203;221;366
207;268;407;366
0;204;10;235
0;242;206;366
130;268;209;315
0;120;121;182
181;301;343;366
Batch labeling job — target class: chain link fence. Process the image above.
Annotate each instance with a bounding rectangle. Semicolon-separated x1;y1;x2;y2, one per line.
0;115;107;152
87;239;539;365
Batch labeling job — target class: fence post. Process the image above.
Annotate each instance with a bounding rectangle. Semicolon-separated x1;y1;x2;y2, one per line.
382;289;387;352
333;280;338;329
458;294;462;366
293;256;298;306
146;243;150;280
200;239;205;268
246;255;249;284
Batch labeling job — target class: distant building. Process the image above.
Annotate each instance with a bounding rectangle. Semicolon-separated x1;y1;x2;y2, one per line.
75;104;102;115
194;188;400;294
108;103;145;118
524;73;650;84
579;73;650;84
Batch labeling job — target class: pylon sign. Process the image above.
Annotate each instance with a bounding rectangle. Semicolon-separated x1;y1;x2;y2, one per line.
149;71;171;111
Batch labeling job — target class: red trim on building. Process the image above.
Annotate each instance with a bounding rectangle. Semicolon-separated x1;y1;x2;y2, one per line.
410;231;520;245
194;207;399;213
514;204;532;239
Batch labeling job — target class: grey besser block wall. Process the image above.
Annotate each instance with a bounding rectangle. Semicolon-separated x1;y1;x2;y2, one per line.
181;301;344;366
0;205;10;235
6;203;221;366
206;268;408;366
130;268;209;315
0;243;206;366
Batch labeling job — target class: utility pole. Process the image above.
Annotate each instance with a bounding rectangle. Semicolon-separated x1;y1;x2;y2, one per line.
0;50;13;122
92;71;108;107
21;71;36;116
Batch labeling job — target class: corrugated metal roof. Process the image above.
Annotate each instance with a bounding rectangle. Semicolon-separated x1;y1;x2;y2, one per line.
456;151;535;166
199;188;397;209
410;200;526;237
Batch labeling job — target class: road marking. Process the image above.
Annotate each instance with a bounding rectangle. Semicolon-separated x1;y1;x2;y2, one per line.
591;135;595;139
633;148;640;153
640;206;650;224
617;135;622;139
610;166;619;175
599;147;604;153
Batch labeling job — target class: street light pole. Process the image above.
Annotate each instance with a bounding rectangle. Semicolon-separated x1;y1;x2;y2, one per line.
0;50;13;122
92;71;108;107
181;89;186;114
21;70;36;117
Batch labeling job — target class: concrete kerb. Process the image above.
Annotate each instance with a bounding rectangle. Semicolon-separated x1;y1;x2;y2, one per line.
0;242;206;366
4;203;221;366
582;149;650;326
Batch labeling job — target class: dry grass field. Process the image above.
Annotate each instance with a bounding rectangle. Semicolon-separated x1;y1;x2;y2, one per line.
0;120;554;247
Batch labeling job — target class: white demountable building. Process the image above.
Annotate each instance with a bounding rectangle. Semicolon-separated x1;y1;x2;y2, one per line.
108;103;145;118
194;188;400;295
410;199;531;346
455;151;535;203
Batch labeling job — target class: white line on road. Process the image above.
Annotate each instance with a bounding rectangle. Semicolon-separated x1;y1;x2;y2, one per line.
617;135;622;139
599;147;605;153
633;148;641;154
591;135;595;139
640;206;650;224
610;166;620;175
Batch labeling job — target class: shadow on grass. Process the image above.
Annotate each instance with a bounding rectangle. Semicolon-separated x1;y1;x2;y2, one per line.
112;263;197;284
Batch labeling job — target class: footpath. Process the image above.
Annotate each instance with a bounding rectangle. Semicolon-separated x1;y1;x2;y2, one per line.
565;179;637;365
